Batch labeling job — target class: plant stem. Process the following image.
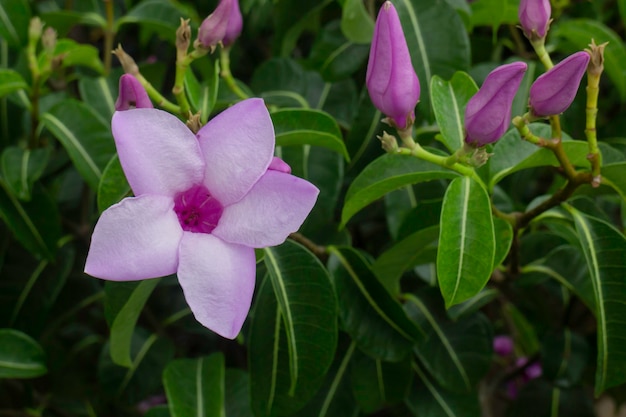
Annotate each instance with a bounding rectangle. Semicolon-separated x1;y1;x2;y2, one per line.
103;0;114;75
585;68;602;187
531;38;554;69
219;47;249;100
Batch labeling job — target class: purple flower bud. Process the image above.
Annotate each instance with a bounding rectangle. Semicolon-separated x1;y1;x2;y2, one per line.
518;0;551;39
464;62;527;147
493;335;514;357
198;0;232;50
223;0;242;46
366;1;420;129
115;74;153;111
529;51;590;117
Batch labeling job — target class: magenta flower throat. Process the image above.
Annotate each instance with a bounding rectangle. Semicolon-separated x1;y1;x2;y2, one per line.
174;185;223;234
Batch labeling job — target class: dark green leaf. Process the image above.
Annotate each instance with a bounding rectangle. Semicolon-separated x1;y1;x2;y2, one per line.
344;89;383;173
504;303;540;355
430;72;478;152
351;351;412;413
372;225;439;296
225;370;253;417
406;362;481;417
0;329;47;379
437;176;495;307
509;379;595;417
469;0;518;31
601;162;626;200
395;0;471;120
97;154;131;213
271;108;349;160
553;19;626;101
405;291;493;392
263;240;337;396
493;217;513;268
41;99;115;190
541;329;589;387
341;154;458;227
488;126;589;190
309;21;369;81
327;246;424;361
40;10;107;35
567;208;626;394
78;75;117;124
105;279;160;367
0;69;29;97
163;354;225;417
115;0;189;41
0;182;61;259
52;39;104;74
447;288;499;321
0;0;30;47
0;146;51;201
249;274;334;417
273;0;333;56
340;0;374;44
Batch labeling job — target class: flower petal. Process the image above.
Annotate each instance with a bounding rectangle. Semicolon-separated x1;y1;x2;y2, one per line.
85;195;183;281
213;170;319;247
196;98;274;206
177;233;256;339
112;109;205;197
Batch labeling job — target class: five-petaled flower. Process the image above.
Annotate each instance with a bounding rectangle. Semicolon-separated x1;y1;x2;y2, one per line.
84;98;319;339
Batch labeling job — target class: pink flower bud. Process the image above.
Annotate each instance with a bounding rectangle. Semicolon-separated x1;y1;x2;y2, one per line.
366;1;420;129
223;0;242;46
197;0;241;49
529;51;590;117
518;0;551;39
493;335;514;356
115;74;153;111
464;62;527;147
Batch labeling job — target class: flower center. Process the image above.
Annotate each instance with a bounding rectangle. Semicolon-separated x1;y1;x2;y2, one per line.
173;185;223;234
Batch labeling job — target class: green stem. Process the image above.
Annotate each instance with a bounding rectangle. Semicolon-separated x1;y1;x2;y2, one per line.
531;38;554;70
26;25;40;149
219;47;249;100
137;73;181;114
173;46;209;116
103;0;114;75
585;71;602;186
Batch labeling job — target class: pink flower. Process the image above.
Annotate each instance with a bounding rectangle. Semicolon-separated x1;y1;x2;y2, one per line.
518;0;551;39
198;0;242;50
115;74;153;111
366;1;420;129
464;62;527;147
493;335;514;357
84;98;319;339
529;51;590;117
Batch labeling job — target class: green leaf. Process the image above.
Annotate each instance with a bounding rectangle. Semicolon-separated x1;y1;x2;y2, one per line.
0;69;29;97
52;39;104;74
601;162;626;200
41;99;115;190
541;329;589;388
225;370;253;417
553;19;626;101
186;60;219;123
163;354;225;417
308;21;370;81
487;124;588;189
78;75;117;124
262;240;337;396
105;279;160;367
351;352;412;413
115;0;189;41
437;176;495;307
469;0;518;31
493;216;513;268
273;0;333;56
407;362;481;417
372;225;439;296
523;245;595;313
0;182;61;260
0;0;30;47
327;246;424;361
250;243;337;417
0;146;51;201
40;10;107;35
430;72;478;152
395;0;471;120
271;108;349;161
0;329;47;379
340;0;374;44
97;154;131;213
504;302;540;355
405;291;493;392
509;380;595;417
144;406;171;417
341;154;458;228
447;288;499;321
566;208;626;394
344;89;383;172
296;340;359;417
